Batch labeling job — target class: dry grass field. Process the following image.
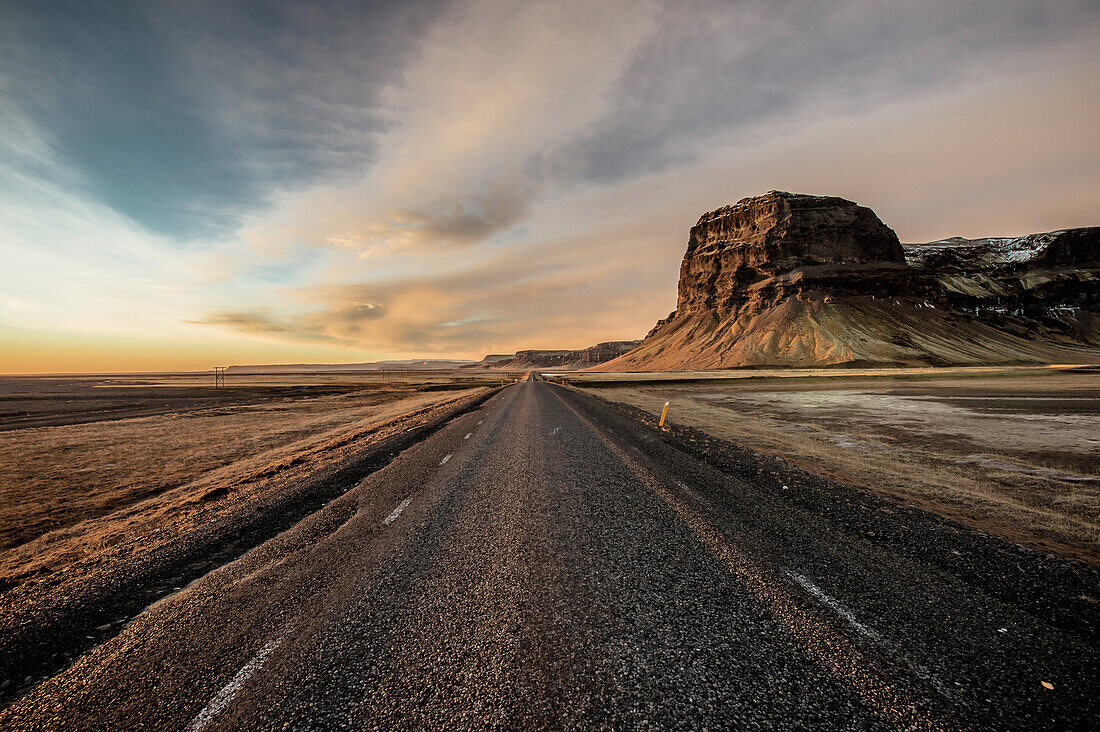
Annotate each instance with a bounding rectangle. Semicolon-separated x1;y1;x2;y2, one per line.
0;371;512;556
572;366;1100;565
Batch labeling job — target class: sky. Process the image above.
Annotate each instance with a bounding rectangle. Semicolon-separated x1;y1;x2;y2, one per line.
1;0;1098;373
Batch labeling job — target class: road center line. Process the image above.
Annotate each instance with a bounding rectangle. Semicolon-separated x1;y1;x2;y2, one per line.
440;453;452;465
785;572;881;641
187;635;284;732
383;497;412;526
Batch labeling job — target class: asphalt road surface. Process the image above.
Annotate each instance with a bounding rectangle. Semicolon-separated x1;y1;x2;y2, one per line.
3;380;1097;730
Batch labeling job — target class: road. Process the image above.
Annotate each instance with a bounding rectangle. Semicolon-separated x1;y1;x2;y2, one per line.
2;380;1097;730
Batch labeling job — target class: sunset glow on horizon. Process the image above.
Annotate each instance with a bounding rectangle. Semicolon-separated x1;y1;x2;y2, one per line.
2;0;1098;373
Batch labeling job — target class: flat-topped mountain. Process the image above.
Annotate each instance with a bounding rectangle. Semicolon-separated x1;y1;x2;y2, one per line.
475;341;642;370
676;191;906;316
599;192;1099;370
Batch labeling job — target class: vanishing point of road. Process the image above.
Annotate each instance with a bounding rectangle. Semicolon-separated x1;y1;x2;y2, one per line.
3;379;1097;730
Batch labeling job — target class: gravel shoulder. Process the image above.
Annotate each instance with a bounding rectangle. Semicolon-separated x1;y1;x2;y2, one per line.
577;370;1100;566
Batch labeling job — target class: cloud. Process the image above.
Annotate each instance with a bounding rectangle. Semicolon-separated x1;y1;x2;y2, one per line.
0;0;445;239
552;0;1100;184
199;310;305;336
197;308;368;344
255;0;657;258
325;178;534;255
201;206;687;357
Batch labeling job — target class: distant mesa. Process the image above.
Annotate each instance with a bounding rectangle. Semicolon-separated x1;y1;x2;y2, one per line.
473;341;642;370
671;191;908;318
598;190;1099;370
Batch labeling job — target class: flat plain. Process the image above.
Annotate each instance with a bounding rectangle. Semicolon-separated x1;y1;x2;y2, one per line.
2;378;1097;730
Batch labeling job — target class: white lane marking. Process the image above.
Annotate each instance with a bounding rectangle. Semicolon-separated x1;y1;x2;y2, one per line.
383;497;412;526
440;453;452;465
187;635;284;732
464;433;471;440
786;572;881;641
787;574;954;698
673;479;712;506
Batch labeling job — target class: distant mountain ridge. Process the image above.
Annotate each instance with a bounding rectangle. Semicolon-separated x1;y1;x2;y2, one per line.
904;228;1099;347
597;191;1099;370
224;359;476;373
221;342;644;374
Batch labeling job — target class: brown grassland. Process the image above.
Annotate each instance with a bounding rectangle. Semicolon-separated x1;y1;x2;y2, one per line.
0;371;513;583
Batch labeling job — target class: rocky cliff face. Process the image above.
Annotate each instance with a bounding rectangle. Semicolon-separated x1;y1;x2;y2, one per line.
676;191;907;316
599;192;1099;370
906;227;1100;346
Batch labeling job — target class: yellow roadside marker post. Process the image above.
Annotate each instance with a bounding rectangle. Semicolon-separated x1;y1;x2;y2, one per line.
659;401;670;428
